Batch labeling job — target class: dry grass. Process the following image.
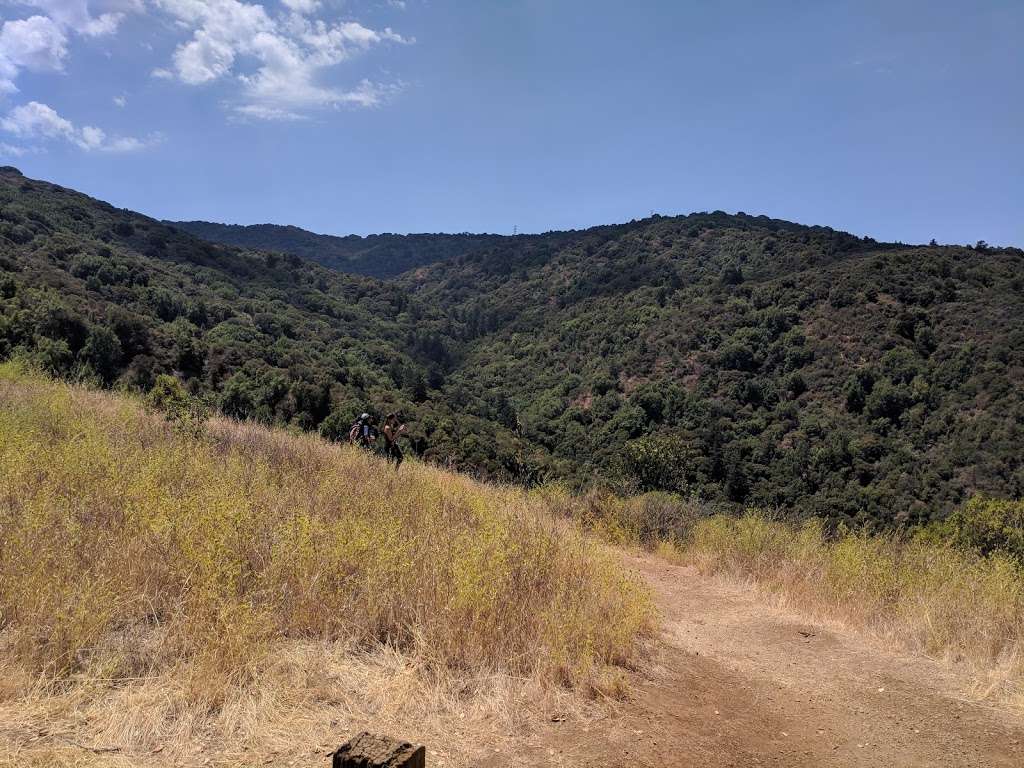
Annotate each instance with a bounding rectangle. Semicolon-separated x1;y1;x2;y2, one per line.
678;512;1024;702
537;481;1024;704
530;485;703;550
0;364;653;766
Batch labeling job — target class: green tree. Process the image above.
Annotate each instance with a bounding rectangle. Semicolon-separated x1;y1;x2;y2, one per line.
621;434;697;493
79;326;122;384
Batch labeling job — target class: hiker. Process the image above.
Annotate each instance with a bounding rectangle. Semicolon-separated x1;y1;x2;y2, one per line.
381;412;407;470
348;412;378;448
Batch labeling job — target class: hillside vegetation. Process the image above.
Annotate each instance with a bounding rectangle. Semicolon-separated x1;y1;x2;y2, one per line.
3;167;1024;527
168;220;511;279
0;364;651;763
0;166;524;474
404;216;1024;525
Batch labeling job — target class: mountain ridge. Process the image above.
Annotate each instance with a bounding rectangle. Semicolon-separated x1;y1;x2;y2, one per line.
166;210;920;280
166;219;510;279
4;167;1023;525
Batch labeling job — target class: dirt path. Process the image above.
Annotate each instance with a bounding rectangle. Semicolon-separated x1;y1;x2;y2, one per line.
512;554;1023;767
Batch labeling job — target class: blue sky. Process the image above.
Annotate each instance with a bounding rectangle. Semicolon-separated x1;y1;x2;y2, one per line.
0;1;1021;245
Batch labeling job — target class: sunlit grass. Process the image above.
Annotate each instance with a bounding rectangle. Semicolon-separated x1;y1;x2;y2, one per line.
0;362;652;715
682;511;1024;698
536;481;1024;703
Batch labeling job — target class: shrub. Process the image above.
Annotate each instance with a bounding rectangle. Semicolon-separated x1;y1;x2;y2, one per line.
78;326;122;383
145;373;208;435
620;433;696;493
318;408;356;442
28;336;72;374
933;496;1024;560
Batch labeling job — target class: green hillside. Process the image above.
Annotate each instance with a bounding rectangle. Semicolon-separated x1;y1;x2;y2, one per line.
0;166;514;461
167;220;514;279
3;167;1023;527
411;215;1024;524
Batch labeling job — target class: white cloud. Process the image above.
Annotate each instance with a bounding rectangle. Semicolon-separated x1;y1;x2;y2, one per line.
231;102;304;121
282;0;319;14
1;100;74;137
336;78;403;108
153;0;410;118
0;15;68;91
103;133;149;151
1;100;156;152
0;3;152;153
0;1;143;92
79;122;105;147
0;0;409;135
15;0;143;37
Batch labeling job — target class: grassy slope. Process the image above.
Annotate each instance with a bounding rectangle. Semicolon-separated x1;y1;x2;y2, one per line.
0;364;651;764
536;483;1024;704
2;365;1022;766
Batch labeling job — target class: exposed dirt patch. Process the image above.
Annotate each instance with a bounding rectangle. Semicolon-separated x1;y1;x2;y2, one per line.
506;554;1023;767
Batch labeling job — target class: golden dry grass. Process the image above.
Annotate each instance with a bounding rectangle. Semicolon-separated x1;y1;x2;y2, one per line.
536;482;1024;705
0;364;653;766
678;512;1024;703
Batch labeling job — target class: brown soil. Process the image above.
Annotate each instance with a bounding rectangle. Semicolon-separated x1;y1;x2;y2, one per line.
507;554;1023;767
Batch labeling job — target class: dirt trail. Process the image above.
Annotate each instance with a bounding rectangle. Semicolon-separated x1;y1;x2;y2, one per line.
513;554;1023;767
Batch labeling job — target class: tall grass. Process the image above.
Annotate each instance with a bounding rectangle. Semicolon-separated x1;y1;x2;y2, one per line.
530;485;705;548
683;512;1024;697
0;363;652;709
534;482;1024;700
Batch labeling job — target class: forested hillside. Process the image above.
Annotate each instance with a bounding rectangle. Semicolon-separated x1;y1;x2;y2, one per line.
0;166;521;466
3;167;1023;526
409;214;1024;524
168;220;511;279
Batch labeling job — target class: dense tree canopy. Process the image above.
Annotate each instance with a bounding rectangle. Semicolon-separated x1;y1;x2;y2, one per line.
3;167;1023;528
169;220;511;279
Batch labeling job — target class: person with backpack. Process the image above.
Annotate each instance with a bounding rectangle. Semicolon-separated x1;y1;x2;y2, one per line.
381;412;407;470
348;413;378;448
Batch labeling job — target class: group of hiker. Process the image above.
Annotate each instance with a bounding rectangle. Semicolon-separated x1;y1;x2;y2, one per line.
349;411;407;469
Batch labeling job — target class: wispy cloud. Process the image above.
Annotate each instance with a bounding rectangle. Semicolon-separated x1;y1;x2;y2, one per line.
16;0;143;37
0;0;412;154
282;0;320;14
1;100;159;152
0;140;30;156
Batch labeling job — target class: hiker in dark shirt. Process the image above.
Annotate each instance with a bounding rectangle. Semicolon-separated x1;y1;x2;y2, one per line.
381;412;407;470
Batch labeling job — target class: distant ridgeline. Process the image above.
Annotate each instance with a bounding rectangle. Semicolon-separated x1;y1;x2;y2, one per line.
167;220;511;279
3;165;1023;527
